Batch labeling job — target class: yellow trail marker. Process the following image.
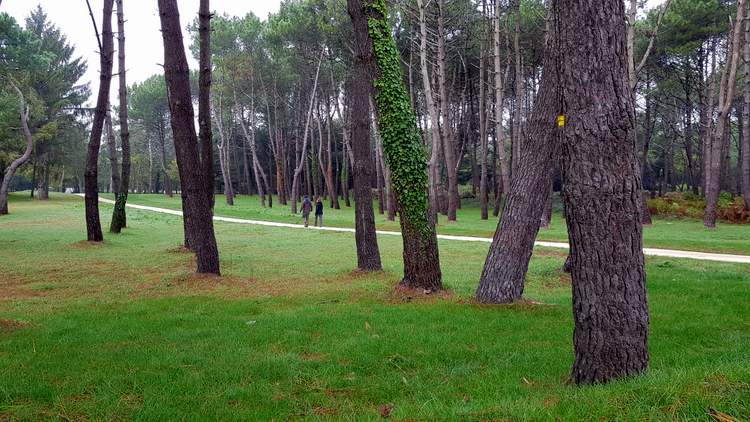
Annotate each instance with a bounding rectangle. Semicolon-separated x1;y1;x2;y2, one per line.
557;115;566;127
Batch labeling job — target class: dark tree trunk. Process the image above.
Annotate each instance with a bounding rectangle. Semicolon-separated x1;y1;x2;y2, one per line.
476;0;649;385
350;0;442;291
345;59;382;271
158;0;220;274
84;0;114;242
110;0;130;233
558;0;648;385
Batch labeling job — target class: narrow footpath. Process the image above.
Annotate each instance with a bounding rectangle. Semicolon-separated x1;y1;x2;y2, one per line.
85;195;750;265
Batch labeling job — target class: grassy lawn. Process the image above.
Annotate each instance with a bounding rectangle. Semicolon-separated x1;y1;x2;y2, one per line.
1;192;749;420
125;192;750;256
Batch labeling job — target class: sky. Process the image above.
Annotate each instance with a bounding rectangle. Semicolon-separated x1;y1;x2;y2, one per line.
2;0;282;106
3;0;665;106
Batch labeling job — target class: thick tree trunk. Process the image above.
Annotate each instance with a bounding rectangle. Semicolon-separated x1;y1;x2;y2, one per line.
346;49;382;271
110;0;130;233
159;0;220;274
0;84;34;216
351;0;442;291
477;0;649;386
84;0;114;242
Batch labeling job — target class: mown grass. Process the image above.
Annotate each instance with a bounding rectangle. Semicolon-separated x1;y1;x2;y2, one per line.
0;192;748;421
125;192;750;255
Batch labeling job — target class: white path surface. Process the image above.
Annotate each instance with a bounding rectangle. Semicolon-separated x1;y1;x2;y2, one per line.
85;195;750;264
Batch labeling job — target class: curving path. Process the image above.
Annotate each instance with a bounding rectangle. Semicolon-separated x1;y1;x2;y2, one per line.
84;195;750;265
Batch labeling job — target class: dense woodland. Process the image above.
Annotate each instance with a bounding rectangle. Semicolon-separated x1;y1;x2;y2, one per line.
3;1;750;222
1;0;750;386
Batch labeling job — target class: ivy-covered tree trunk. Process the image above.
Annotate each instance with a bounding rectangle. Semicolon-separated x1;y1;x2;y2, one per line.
110;0;130;233
349;0;442;291
84;0;115;242
158;0;220;274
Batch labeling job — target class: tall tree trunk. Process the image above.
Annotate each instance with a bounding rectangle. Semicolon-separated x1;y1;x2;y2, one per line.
83;0;114;242
477;0;649;386
346;53;382;271
744;2;750;210
290;53;324;214
704;0;746;228
511;0;523;177
110;0;130;233
0;83;34;216
106;112;121;196
350;0;442;291
437;0;458;222
493;0;510;211
159;0;220;274
479;9;489;220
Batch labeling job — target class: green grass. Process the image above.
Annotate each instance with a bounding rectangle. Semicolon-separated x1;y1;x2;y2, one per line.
124;192;750;256
0;192;749;420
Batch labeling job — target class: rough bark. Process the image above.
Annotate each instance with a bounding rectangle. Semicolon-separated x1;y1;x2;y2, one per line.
0;83;34;216
346;42;383;271
350;0;442;291
476;0;649;386
84;0;114;242
110;0;130;233
159;0;220;274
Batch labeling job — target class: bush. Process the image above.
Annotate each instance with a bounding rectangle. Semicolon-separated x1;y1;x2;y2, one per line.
647;193;750;223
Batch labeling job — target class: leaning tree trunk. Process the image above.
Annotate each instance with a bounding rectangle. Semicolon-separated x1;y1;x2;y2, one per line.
158;0;220;274
110;0;130;233
346;48;382;271
0;83;34;216
84;0;115;242
476;0;649;386
350;0;442;291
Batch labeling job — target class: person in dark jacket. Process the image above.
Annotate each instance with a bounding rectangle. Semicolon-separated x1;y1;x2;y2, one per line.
314;196;324;227
301;195;313;227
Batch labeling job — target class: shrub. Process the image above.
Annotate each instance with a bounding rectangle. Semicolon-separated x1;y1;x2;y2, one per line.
647;193;750;223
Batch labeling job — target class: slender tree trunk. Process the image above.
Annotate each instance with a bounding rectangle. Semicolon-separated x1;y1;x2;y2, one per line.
493;0;510;210
705;0;746;227
84;0;114;242
511;0;523;177
744;3;750;210
437;0;458;222
110;0;130;233
0;83;34;216
350;0;442;291
479;13;489;220
159;0;220;274
106;112;121;197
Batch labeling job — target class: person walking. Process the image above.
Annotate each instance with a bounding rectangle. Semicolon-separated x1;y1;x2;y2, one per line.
301;195;313;227
314;196;324;227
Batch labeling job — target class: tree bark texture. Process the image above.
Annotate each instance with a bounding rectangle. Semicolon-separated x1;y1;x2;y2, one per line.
744;2;750;211
84;0;114;242
110;0;130;233
350;0;442;291
158;0;220;274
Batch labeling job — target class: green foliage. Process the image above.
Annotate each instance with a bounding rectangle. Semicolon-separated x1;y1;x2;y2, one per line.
648;192;750;223
365;0;431;235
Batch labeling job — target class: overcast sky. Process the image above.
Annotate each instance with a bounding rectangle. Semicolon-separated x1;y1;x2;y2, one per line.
3;0;665;106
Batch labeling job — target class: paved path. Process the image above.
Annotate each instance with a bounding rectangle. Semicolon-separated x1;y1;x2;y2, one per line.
87;195;750;264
